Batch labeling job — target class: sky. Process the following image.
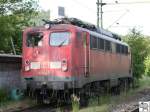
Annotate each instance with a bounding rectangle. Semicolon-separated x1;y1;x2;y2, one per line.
39;0;150;35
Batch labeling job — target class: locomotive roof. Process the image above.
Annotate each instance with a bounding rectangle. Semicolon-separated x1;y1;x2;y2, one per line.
74;25;128;46
25;24;128;46
49;24;128;46
42;18;128;46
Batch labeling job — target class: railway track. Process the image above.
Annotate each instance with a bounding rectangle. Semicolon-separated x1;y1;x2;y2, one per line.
9;88;150;112
11;103;71;112
10;104;43;112
16;105;57;112
10;104;139;112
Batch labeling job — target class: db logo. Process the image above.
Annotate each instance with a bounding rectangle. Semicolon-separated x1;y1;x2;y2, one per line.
139;101;150;112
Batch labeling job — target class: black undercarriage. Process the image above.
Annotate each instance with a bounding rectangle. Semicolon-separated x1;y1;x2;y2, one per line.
25;77;133;105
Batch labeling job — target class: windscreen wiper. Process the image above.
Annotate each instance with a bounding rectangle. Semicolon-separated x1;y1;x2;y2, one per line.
58;39;66;47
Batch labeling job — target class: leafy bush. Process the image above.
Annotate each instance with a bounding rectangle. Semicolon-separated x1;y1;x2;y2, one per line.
0;89;8;105
144;55;150;76
123;28;150;79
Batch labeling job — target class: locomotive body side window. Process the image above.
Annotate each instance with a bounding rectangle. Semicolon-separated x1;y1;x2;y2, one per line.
111;42;116;53
116;44;128;55
121;45;124;54
116;44;121;53
124;46;127;54
76;31;82;39
50;32;70;46
105;40;111;51
90;35;92;48
125;46;128;54
90;35;97;49
98;38;104;50
26;32;43;47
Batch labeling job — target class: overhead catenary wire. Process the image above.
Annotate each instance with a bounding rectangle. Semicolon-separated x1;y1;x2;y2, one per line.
68;0;150;30
97;0;150;29
70;0;142;13
107;10;130;29
109;25;143;28
106;1;150;5
104;9;129;13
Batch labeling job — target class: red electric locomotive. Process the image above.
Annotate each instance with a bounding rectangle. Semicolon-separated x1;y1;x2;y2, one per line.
22;18;132;102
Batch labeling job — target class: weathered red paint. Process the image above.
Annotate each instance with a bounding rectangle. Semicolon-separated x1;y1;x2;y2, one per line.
22;24;132;89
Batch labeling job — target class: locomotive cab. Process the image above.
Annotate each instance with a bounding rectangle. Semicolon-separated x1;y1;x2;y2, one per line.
22;25;79;91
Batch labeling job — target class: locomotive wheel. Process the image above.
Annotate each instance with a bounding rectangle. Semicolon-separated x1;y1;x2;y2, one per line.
35;92;43;104
64;90;72;104
79;91;88;107
128;78;134;89
111;86;120;95
119;78;131;93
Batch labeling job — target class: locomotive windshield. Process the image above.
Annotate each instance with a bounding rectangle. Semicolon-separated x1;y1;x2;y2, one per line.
26;32;43;47
50;32;70;46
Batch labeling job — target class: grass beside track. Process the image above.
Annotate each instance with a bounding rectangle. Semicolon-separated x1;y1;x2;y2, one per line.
0;98;36;112
79;76;150;112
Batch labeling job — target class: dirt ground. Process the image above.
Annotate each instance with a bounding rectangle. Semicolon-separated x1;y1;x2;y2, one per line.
111;87;150;112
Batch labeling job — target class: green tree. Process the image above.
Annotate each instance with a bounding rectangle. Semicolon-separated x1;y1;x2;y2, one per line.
123;28;150;79
31;10;50;26
144;55;150;76
0;0;39;54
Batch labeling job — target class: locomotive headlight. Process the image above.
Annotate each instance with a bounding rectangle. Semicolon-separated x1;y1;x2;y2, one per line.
62;59;68;72
25;65;30;71
62;65;67;71
24;60;30;71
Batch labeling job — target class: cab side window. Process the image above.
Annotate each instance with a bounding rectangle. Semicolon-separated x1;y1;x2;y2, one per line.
26;32;43;47
105;40;111;51
90;35;97;49
98;38;104;50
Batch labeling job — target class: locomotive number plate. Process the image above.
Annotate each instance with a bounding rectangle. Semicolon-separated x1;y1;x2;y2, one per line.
50;61;61;69
30;62;40;69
